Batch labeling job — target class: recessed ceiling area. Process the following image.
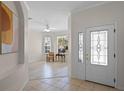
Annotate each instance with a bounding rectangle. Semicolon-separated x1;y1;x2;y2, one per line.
27;1;106;32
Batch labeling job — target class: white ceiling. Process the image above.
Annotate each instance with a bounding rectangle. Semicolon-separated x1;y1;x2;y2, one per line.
27;1;106;32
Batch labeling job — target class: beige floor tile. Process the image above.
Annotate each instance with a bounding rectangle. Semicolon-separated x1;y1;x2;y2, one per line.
23;61;119;91
32;83;51;91
26;80;42;88
93;83;116;91
29;61;68;80
41;79;58;85
52;81;67;89
24;77;119;91
58;77;70;83
108;87;119;91
77;87;92;91
67;78;83;86
79;81;94;90
62;84;79;91
23;87;39;91
23;83;39;91
47;86;62;91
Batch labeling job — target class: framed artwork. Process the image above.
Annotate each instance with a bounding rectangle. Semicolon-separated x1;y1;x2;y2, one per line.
0;2;18;54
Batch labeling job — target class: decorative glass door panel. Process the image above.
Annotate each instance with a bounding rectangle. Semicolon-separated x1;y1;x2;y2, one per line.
78;33;83;63
91;31;108;66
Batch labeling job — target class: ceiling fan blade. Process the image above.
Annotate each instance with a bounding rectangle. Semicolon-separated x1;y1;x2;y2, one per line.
49;27;56;30
29;18;56;32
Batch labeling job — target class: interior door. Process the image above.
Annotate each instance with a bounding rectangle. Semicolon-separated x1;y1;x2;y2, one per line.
85;25;115;87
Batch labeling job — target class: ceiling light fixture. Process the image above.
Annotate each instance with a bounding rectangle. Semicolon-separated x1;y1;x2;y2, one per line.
43;28;51;32
28;18;56;32
43;24;51;32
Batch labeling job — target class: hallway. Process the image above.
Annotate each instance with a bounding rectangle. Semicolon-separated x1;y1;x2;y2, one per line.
1;1;124;91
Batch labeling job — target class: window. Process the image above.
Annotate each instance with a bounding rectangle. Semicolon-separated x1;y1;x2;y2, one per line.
91;31;108;65
78;33;83;63
44;37;51;53
57;35;68;53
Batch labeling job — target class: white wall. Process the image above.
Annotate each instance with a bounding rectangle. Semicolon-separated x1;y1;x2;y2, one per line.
71;2;124;90
28;30;42;63
0;1;29;90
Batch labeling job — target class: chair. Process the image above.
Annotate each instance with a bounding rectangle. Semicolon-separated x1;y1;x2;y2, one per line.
55;53;65;62
46;52;54;62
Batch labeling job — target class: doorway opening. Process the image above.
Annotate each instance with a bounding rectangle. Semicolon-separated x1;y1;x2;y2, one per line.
29;34;70;80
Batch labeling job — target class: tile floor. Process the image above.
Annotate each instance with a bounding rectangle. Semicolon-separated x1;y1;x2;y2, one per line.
23;77;118;91
29;61;68;80
24;61;118;91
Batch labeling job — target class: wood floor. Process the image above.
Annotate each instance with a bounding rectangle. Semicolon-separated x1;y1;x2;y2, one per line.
23;61;118;91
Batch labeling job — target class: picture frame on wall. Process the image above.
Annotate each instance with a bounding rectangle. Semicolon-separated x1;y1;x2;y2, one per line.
0;2;18;54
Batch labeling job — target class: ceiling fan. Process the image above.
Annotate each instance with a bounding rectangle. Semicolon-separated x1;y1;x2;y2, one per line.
43;24;56;32
28;17;56;32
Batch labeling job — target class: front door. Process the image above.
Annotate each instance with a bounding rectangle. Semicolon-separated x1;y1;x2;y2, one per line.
85;25;115;87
